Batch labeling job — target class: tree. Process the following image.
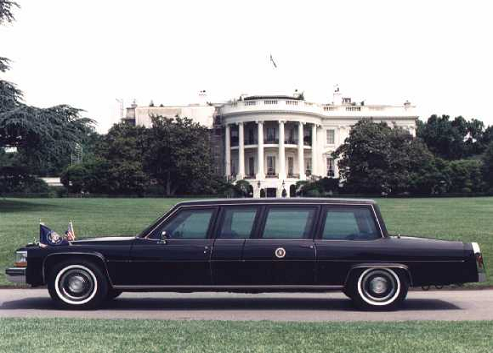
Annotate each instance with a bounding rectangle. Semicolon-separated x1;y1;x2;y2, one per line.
1;1;93;177
61;123;149;195
417;115;491;159
0;1;18;25
334;119;440;195
144;115;215;196
483;142;493;190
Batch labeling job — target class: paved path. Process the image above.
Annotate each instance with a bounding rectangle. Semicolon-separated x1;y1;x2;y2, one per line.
1;289;492;322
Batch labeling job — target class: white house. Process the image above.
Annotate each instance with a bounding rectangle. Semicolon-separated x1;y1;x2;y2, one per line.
124;88;418;197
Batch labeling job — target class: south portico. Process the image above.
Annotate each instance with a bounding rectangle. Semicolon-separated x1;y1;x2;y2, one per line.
224;118;324;198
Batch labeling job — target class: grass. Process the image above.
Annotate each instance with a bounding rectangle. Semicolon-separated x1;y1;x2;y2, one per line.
1;318;493;353
0;197;492;286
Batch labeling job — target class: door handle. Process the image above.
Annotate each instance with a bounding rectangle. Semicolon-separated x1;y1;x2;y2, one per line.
300;245;314;249
204;245;209;254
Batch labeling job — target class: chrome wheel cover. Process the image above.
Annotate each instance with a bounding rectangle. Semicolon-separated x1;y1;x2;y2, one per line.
55;265;98;305
357;268;400;306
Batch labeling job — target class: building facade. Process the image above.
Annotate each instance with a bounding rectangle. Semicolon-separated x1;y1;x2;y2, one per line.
124;89;418;197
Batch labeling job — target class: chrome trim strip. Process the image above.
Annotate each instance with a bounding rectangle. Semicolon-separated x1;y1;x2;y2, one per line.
112;284;344;290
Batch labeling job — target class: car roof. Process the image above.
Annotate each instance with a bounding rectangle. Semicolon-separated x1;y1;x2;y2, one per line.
173;198;377;207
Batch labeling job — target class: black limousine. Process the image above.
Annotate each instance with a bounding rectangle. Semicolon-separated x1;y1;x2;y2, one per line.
6;198;486;310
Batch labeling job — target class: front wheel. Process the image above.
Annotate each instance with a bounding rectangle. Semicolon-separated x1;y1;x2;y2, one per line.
346;267;408;311
48;261;108;310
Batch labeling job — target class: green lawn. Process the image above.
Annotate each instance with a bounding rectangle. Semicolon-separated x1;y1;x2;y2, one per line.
0;197;492;286
1;318;492;353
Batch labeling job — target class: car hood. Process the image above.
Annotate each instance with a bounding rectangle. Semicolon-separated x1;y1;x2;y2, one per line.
69;236;136;246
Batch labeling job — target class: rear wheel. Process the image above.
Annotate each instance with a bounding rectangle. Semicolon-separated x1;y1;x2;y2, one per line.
346;267;408;311
48;261;108;310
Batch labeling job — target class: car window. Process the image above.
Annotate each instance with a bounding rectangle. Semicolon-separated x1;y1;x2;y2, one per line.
261;207;316;239
322;207;380;240
162;209;214;239
218;207;258;239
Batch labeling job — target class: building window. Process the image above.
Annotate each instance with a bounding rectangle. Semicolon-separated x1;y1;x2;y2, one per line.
248;128;255;145
231;128;239;146
326;129;335;145
287;157;294;177
266;128;276;143
267;156;276;176
327;157;335;177
287;128;296;144
231;159;236;176
248;157;255;177
305;159;312;176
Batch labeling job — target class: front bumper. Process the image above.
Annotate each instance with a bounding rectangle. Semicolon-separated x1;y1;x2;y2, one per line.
5;267;26;284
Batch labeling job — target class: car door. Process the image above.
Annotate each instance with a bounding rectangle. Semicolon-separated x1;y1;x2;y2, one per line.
315;205;384;285
211;205;261;285
241;205;318;286
128;206;217;286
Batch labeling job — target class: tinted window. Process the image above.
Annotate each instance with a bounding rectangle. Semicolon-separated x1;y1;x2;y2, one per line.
218;207;257;239
261;207;316;239
162;209;214;239
322;207;379;240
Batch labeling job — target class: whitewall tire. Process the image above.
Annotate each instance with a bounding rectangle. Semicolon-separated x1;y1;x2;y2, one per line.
347;267;409;311
48;261;108;310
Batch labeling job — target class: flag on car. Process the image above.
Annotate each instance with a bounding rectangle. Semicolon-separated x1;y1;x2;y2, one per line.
40;223;68;246
65;221;76;241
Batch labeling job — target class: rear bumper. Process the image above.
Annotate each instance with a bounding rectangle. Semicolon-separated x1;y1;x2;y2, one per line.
5;267;26;284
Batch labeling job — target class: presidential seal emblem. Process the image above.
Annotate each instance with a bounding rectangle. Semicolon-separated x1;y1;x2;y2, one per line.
275;247;286;259
47;231;63;246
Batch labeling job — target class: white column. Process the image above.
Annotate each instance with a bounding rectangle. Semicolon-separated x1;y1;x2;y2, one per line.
225;124;231;177
298;121;305;180
278;120;286;180
311;124;317;177
256;121;265;179
238;122;245;179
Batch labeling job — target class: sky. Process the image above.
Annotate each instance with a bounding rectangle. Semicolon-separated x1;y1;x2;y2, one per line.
1;0;493;132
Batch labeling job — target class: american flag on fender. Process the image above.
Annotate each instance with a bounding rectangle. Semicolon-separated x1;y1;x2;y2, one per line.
65;221;76;241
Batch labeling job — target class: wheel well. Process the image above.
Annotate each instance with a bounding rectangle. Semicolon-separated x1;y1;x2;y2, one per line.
43;254;112;286
345;265;413;287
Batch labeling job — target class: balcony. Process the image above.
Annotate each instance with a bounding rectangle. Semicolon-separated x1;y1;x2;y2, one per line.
220;99;417;118
264;138;279;144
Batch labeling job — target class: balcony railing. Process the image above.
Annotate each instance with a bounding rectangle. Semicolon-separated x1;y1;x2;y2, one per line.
264;138;279;144
245;138;257;145
220;99;416;118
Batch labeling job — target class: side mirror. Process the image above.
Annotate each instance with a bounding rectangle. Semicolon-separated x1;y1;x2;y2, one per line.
158;231;168;244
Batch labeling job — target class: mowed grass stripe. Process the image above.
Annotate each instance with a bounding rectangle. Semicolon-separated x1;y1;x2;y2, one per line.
1;318;492;353
1;197;492;286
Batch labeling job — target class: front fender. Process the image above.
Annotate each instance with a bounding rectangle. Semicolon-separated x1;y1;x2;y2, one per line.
42;251;113;287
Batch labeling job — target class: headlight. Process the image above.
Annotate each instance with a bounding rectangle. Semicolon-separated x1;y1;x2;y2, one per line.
15;251;27;267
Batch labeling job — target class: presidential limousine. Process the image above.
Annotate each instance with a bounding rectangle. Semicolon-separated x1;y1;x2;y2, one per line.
6;198;486;310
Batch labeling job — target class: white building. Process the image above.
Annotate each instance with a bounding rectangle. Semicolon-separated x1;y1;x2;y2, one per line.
124;88;418;197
